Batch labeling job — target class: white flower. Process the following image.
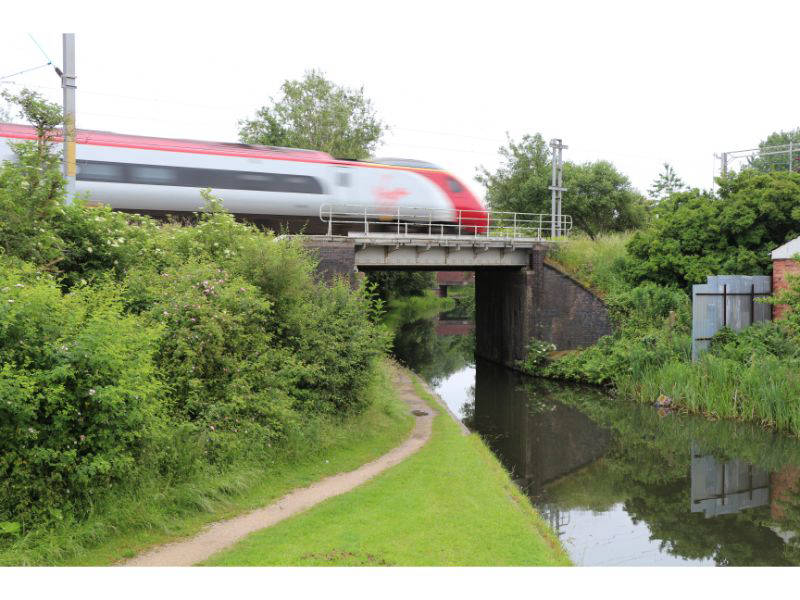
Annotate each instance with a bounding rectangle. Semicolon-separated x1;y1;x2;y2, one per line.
14;283;24;287
86;247;93;253
88;388;96;396
7;299;13;303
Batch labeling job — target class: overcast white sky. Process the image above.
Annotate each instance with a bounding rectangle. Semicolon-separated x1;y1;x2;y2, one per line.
2;1;799;201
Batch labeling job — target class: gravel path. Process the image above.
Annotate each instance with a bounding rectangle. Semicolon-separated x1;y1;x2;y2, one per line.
123;369;435;566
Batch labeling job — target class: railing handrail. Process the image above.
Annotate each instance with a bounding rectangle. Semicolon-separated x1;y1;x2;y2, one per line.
319;203;571;240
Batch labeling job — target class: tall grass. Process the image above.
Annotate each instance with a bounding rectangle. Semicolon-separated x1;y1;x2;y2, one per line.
619;355;800;435
549;232;633;296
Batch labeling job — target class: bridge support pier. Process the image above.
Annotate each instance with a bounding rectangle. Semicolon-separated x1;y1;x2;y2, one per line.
475;247;612;370
475;260;541;370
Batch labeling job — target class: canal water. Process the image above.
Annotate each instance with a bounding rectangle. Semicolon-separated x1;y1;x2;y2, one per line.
395;318;800;566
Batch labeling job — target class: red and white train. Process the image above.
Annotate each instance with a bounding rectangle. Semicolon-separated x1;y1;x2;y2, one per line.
0;123;487;233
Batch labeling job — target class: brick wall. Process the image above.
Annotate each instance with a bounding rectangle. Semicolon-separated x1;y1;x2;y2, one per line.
534;262;613;350
304;238;357;286
773;259;800;319
436;271;475;286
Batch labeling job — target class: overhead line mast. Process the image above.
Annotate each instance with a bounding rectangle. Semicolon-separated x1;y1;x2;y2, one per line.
549;138;567;238
61;33;76;202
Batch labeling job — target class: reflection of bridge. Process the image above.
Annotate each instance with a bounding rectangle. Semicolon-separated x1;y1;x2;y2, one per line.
435;319;473;336
472;358;612;492
306;207;612;368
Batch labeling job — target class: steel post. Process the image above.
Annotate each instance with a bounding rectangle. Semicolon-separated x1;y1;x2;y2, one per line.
61;33;76;203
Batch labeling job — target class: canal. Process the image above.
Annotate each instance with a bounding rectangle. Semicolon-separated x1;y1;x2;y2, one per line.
395;317;800;566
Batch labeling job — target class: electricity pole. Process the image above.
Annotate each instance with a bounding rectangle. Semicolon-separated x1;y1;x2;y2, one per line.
61;33;76;203
549;138;567;237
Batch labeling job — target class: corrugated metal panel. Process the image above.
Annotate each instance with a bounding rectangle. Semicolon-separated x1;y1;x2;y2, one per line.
691;275;771;361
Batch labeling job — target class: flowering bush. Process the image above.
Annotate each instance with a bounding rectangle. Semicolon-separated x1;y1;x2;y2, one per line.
0;262;165;522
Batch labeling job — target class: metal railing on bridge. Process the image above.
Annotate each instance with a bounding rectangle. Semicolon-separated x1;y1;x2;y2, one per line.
319;204;572;240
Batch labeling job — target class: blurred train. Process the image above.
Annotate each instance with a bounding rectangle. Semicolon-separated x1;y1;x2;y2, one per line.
0;123;487;234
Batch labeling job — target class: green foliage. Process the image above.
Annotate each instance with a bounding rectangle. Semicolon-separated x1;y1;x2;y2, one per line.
1;89;63;157
477;133;648;238
709;322;800;363
365;270;435;303
748;128;800;173
625;170;800;289
0;264;165;523
548;232;633;296
0;141;66;266
239;70;386;159
522;339;555;369
648;162;687;203
522;236;691;388
532;228;800;437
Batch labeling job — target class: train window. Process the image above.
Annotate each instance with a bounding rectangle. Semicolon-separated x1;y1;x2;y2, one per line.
131;165;175;184
446;177;463;193
76;161;123;182
337;172;351;187
75;160;322;194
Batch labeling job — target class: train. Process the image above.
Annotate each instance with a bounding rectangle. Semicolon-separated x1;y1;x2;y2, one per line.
0;123;487;234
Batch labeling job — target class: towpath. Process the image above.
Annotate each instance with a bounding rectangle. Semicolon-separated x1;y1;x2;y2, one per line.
123;368;435;567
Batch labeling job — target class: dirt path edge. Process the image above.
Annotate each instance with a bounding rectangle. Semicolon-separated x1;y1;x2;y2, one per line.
122;367;434;567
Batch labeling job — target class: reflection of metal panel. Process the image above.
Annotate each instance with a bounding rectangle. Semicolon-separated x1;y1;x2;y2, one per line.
690;444;770;518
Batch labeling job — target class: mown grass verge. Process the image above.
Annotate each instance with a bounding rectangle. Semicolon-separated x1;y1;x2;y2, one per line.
204;369;570;566
0;361;413;566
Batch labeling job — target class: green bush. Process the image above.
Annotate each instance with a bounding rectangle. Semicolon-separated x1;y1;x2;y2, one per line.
0;262;164;523
51;200;163;289
0;141;65;266
625;171;800;289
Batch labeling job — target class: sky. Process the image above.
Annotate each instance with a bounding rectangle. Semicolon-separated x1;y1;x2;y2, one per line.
2;0;799;203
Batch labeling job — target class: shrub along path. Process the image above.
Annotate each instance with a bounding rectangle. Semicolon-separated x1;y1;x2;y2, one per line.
123;366;434;566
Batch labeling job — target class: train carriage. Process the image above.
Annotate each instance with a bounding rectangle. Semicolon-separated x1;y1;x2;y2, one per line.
0;123;487;233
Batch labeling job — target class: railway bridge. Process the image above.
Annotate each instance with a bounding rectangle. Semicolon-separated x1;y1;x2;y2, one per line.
304;207;612;370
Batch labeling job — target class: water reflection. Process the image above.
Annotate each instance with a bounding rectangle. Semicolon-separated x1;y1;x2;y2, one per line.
442;357;800;566
392;317;474;384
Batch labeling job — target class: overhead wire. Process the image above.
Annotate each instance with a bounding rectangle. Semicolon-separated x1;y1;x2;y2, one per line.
0;63;53;82
27;33;55;65
0;34;57;83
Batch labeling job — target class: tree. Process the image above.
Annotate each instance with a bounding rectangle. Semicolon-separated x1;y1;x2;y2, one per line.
238;70;386;159
625;170;800;289
748;128;800;173
0;89;65;265
1;88;63;160
477;134;648;239
648;162;686;203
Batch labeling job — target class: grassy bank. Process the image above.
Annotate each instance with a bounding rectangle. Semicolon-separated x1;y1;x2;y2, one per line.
523;234;800;437
0;361;413;565
205;371;570;566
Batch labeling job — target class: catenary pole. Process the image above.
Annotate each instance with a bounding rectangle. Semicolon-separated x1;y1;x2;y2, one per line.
61;33;76;203
549;139;567;237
